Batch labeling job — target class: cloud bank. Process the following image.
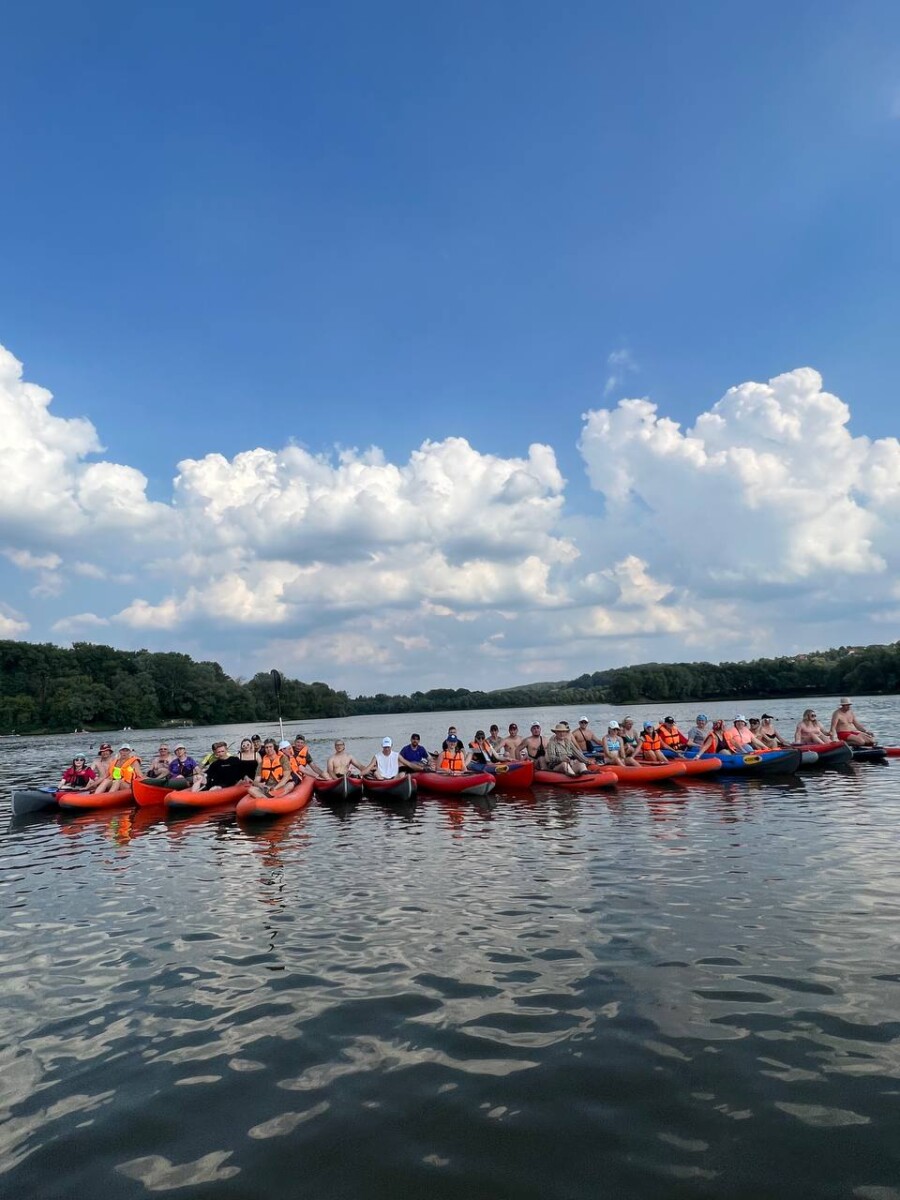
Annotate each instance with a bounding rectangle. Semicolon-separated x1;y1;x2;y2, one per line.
2;342;898;690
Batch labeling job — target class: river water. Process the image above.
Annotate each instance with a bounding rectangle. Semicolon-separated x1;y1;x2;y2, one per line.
2;698;899;1199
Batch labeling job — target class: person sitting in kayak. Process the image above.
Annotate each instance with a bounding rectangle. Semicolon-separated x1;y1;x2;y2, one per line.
829;698;876;746
146;743;172;778
572;717;602;755
200;741;254;791
794;709;831;745
366;737;403;779
519;722;548;767
89;743;114;788
756;714;789;748
658;716;688;755
327;739;368;778
469;730;500;765
167;743;198;783
500;723;524;760
698;719;730;756
236;738;260;779
686;715;709;749
59;754;96;790
544;722;591;775
93;744;142;794
487;725;504;755
638;722;668;763
725;716;767;754
437;735;470;773
290;733;327;779
398;733;433;772
620;718;640;761
600;721;633;767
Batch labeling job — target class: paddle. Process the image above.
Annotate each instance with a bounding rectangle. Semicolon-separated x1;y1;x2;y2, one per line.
270;669;285;743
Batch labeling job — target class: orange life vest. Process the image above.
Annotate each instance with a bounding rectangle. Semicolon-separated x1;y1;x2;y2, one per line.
111;755;139;782
440;749;466;772
641;731;662;753
260;753;284;783
658;725;682;749
292;745;310;768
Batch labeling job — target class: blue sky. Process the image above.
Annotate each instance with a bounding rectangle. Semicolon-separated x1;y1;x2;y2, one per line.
1;1;899;692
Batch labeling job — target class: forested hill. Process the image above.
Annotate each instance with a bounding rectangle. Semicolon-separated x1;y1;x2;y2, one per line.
1;639;899;734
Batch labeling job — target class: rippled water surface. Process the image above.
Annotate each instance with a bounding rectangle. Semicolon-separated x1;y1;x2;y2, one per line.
3;700;900;1198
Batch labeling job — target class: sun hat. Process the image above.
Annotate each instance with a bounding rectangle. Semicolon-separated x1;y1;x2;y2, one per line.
74;752;87;759
382;737;393;747
696;714;708;722
99;743;112;752
733;715;747;724
552;722;569;733
174;743;186;751
118;743;132;751
840;697;851;705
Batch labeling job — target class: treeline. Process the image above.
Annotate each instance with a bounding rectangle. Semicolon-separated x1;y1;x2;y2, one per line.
1;639;898;734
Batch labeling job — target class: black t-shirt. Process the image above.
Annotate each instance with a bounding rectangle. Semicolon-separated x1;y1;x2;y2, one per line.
204;756;246;790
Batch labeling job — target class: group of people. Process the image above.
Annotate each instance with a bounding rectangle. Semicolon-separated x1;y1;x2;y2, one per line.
57;699;877;796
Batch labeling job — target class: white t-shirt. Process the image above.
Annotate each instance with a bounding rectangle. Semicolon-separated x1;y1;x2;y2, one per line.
376;751;399;777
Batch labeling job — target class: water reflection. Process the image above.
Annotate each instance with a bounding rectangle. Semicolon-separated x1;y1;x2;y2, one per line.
1;711;899;1198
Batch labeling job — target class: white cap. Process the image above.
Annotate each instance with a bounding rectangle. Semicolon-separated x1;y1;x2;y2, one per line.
579;715;590;723
382;737;392;747
733;715;747;724
608;720;620;729
118;743;132;751
278;739;291;749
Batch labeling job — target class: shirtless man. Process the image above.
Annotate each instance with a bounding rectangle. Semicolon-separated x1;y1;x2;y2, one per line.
572;717;601;755
326;739;368;779
500;722;524;760
829;697;876;747
518;722;548;767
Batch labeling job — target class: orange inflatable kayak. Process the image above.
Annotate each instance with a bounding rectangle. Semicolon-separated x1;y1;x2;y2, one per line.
166;781;251;810
604;763;687;783
57;785;134;809
133;776;176;807
236;777;315;819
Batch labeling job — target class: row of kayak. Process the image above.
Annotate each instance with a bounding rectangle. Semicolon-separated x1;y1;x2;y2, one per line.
12;741;892;817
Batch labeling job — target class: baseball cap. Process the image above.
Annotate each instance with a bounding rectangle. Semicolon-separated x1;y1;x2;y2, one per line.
697;714;708;722
579;715;590;723
446;734;459;743
760;713;774;720
278;739;291;749
382;737;392;747
664;715;675;723
118;743;132;751
643;721;654;730
608;720;620;729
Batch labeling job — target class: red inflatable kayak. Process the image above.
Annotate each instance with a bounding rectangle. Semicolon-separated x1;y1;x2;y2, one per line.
236;777;315;819
314;776;364;801
605;763;687;783
57;785;134;810
362;775;418;801
669;756;721;776
479;760;535;790
534;769;617;790
166;781;251;810
416;771;495;797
